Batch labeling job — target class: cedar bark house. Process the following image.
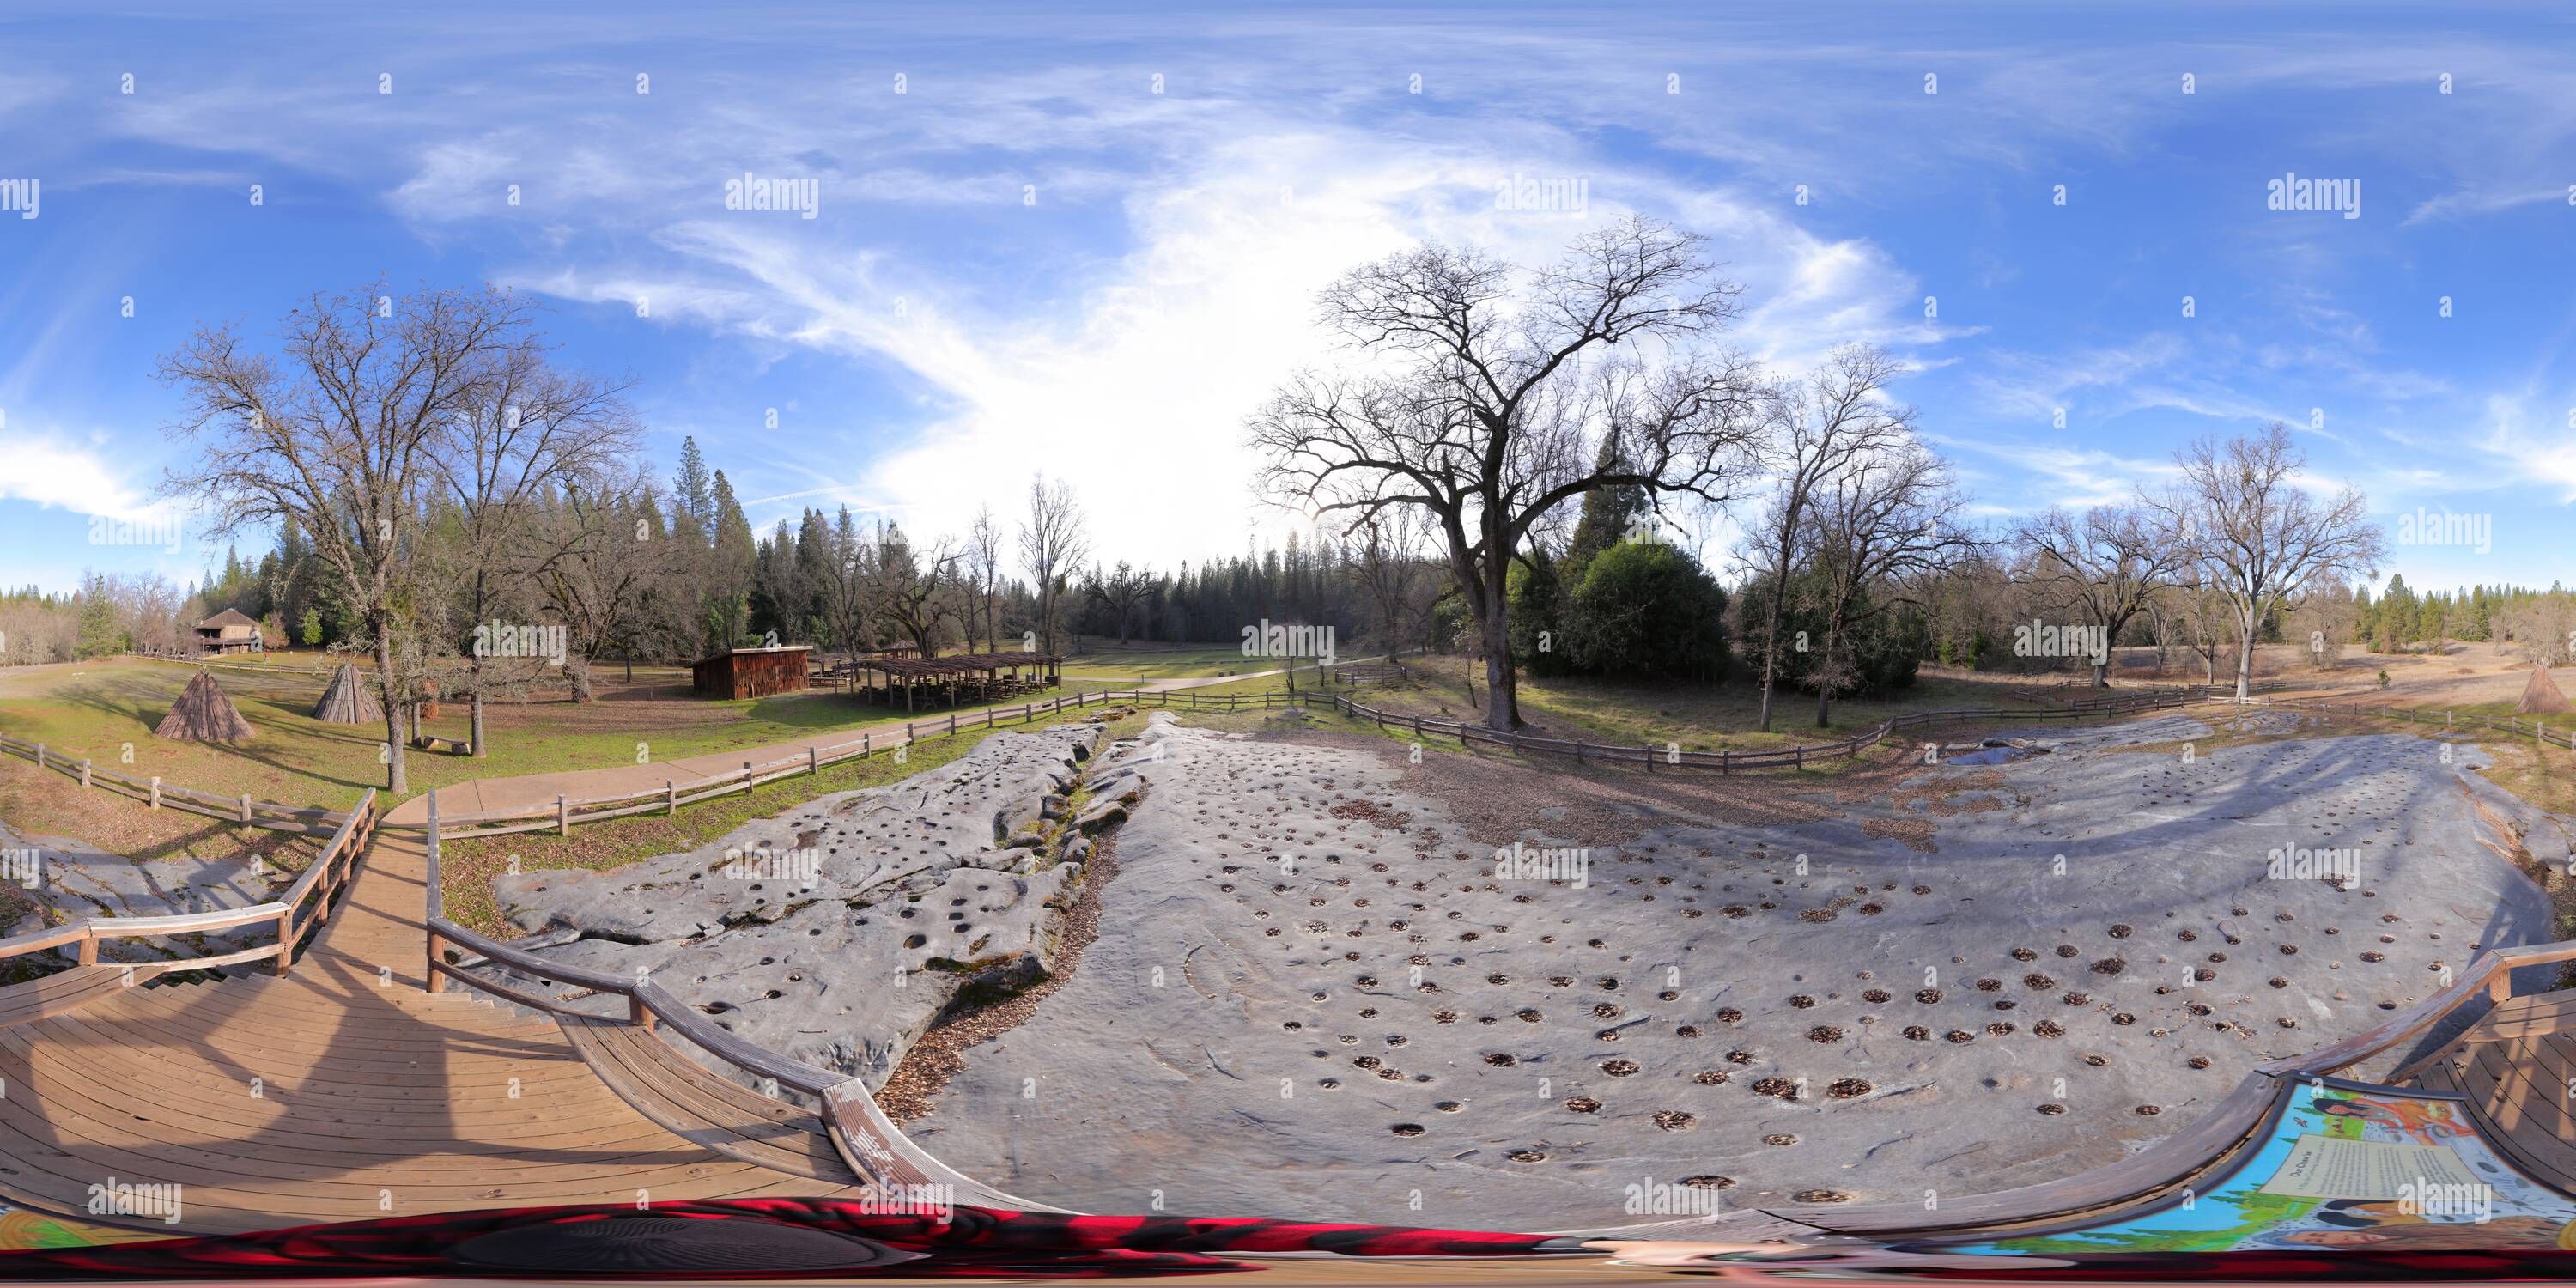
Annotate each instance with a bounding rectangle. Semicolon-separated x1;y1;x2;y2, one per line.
691;646;812;700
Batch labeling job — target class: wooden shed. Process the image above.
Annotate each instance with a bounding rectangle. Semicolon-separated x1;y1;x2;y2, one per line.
193;608;265;656
691;646;813;700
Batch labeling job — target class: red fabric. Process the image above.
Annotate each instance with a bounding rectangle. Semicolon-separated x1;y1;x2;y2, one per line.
0;1200;1567;1279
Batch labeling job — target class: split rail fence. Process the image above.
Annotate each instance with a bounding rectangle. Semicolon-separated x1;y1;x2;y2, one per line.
0;732;350;835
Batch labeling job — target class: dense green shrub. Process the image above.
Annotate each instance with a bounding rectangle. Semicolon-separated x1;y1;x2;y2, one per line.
1564;541;1730;679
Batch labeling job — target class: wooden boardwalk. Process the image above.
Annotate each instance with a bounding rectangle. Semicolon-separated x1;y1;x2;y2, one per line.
0;792;860;1235
2411;987;2576;1195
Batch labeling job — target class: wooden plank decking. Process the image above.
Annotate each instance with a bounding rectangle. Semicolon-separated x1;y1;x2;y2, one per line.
2402;975;2576;1200
0;799;859;1235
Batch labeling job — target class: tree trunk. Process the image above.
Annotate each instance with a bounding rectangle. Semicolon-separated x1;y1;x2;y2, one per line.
1756;554;1791;733
469;653;489;756
570;658;596;702
376;624;407;793
2091;660;2110;687
1479;551;1517;732
623;653;635;682
2233;627;2256;702
1813;618;1840;728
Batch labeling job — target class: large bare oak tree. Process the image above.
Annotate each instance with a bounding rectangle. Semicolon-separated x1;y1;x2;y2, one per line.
2017;503;2190;687
2148;424;2385;702
1249;216;1765;730
158;283;537;793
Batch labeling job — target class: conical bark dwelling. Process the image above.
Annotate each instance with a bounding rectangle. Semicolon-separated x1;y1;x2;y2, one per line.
2517;664;2573;715
155;670;255;743
312;663;386;725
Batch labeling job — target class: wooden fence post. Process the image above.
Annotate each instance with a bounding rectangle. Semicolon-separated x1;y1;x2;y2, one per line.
33;744;43;771
557;794;570;835
150;776;161;809
275;908;295;975
80;760;91;790
240;793;252;823
809;745;820;776
665;779;677;814
743;761;756;793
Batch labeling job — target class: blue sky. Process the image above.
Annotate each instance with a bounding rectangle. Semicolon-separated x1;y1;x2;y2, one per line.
3;2;2572;597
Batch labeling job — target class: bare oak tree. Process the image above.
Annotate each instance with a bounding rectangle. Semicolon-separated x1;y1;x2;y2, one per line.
967;504;1004;652
533;465;675;699
2017;504;2190;687
868;522;963;659
1801;440;1969;726
1249;216;1765;730
158;283;534;793
1018;474;1090;656
436;350;638;750
2148;424;2385;702
1744;344;1915;731
1346;508;1438;660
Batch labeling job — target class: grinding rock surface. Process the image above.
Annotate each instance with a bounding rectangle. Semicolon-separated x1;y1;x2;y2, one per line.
481;723;1100;1084
909;714;2553;1228
0;817;286;958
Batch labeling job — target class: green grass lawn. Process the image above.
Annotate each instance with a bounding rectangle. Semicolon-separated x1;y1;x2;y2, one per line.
1054;638;1280;679
1333;654;2059;756
0;657;1141;817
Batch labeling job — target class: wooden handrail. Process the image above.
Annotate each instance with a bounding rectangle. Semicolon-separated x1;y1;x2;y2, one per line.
0;788;374;975
423;787;1079;1207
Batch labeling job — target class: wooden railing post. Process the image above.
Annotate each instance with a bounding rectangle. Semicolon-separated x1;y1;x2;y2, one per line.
556;794;570;835
665;779;677;814
76;931;96;967
240;793;252;823
425;789;445;993
33;744;42;772
275;908;295;975
149;776;161;809
80;759;92;790
809;745;821;776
